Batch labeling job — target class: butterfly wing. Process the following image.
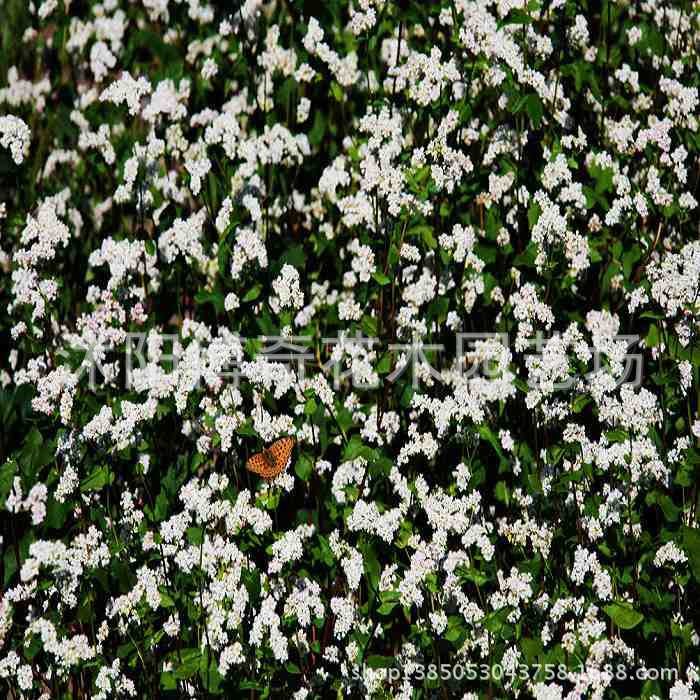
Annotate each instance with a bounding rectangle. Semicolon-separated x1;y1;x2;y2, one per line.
268;436;295;472
259;436;296;480
246;437;296;481
246;451;274;478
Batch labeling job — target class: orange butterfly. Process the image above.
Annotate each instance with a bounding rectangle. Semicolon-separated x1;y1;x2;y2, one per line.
246;436;296;481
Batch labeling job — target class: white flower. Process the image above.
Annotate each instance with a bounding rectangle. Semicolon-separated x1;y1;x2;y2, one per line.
100;72;152;115
654;542;687;568
0;115;31;164
163;614;180;637
270;264;304;312
201;58;218;80
158;209;208;265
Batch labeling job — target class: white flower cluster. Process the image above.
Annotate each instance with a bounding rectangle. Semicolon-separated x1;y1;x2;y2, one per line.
0;115;31;164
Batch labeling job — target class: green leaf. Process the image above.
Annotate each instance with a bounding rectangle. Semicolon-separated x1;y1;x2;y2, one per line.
80;466;110;493
0;461;17;509
280;245;305;269
194;290;224;313
498;9;532;27
604;602;644;630
361;314;378;337
682;527;700;582
241;568;261;602
377;601;397;615
606;429;628;443
365;655;393;669
478;424;506;462
527;203;541;231
238;681;264;691
525;93;543;127
200;655;224;694
375;353;392;374
457;566;490;586
174;649;201;679
362;541;380;602
330;81;344;102
294;454;313;482
494;480;509;504
444;625;462;642
19;428;54;479
44;500;70;529
342;435;367;461
372;271;391;286
335;406;354;433
410;224;437;249
186;527;203;545
657;494;680;522
645;324;660;348
308;110;326;147
400;384;413;408
572;395;591;413
622;245;641;279
243;284;262;302
521;637;544;663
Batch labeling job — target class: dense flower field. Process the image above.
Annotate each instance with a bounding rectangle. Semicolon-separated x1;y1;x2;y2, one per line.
2;0;700;697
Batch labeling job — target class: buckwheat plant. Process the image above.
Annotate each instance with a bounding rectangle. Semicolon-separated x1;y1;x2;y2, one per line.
1;0;700;698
